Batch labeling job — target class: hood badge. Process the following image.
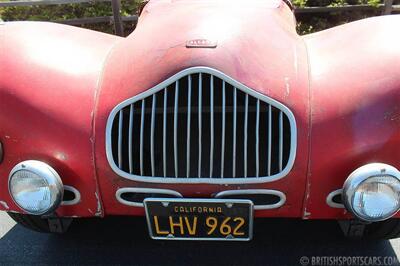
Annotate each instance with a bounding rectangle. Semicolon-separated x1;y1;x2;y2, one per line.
186;39;217;48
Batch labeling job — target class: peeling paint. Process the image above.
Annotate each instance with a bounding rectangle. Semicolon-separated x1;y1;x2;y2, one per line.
94;192;102;217
0;201;9;210
284;77;290;98
302;168;312;219
54;152;67;161
302;182;312;219
303;210;311;219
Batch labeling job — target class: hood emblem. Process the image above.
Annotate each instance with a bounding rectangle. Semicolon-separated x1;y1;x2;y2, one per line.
186;39;217;48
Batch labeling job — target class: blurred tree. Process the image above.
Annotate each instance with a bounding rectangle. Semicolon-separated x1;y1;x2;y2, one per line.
0;0;143;35
0;0;398;35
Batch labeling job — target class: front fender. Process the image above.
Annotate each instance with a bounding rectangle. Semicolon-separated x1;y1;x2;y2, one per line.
0;22;121;217
303;15;400;218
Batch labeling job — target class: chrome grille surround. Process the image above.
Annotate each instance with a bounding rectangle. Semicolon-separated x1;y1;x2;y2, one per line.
106;67;297;184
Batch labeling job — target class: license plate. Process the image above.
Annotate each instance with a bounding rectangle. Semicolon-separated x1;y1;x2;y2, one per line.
144;198;253;241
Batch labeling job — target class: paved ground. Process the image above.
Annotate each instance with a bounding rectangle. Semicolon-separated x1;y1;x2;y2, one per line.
0;212;400;266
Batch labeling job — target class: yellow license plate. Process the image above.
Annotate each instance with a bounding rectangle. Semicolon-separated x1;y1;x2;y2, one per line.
144;198;253;241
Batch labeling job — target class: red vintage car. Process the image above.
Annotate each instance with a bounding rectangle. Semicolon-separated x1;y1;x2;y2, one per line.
1;0;400;241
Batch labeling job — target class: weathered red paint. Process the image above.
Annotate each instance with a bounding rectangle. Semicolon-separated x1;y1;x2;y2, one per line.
304;16;400;218
0;22;121;217
0;0;399;220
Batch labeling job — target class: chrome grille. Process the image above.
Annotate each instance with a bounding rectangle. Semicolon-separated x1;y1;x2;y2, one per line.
106;67;296;184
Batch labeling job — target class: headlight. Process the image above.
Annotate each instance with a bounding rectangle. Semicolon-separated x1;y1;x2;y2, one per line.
8;160;63;215
343;163;400;222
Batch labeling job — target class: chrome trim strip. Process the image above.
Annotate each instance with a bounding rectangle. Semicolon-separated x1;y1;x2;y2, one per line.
326;189;344;209
106;66;297;184
115;187;286;211
61;185;81;206
215;189;286;210
144;198;253;241
115;188;183;207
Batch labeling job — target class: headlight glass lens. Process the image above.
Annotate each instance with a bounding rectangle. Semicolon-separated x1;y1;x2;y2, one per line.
352;175;400;221
10;170;54;214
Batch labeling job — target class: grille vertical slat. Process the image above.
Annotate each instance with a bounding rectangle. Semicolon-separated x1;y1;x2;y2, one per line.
186;75;192;178
255;99;260;177
198;73;202;178
232;87;237;178
118;110;123;169
163;88;167;177
150;94;156;177
279;111;283;172
209;75;214;178
268;104;272;176
108;68;295;183
140;99;145;176
128;104;133;174
174;82;179;178
244;94;248;178
221;81;226;178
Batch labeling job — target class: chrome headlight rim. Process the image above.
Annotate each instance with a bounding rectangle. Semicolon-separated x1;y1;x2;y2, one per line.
8;160;64;216
343;163;400;222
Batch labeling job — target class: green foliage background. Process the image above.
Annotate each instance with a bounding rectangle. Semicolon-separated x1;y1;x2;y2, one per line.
0;0;144;35
0;0;399;35
294;0;399;33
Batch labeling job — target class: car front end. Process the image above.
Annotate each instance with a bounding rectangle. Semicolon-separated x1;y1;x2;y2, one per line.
1;0;400;240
